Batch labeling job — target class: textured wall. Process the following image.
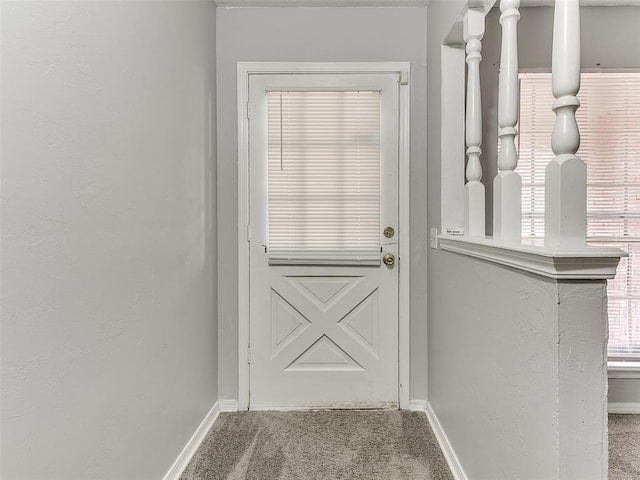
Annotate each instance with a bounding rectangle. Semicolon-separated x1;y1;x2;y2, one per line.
1;2;218;478
479;5;640;408
428;252;609;478
215;6;429;402
428;253;558;477
427;2;610;477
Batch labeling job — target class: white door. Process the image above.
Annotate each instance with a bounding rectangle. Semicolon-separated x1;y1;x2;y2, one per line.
248;73;399;409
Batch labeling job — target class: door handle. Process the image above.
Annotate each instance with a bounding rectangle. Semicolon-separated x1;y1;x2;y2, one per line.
382;253;395;266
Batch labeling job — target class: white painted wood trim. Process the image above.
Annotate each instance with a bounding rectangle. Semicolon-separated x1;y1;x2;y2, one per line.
237;62;412;411
462;9;486;238
521;67;640;74
238;63;251;411
440;45;466;234
219;399;240;412
398;70;411;411
608;402;640;414
162;402;220;480
608;363;640;379
249;402;399;411
215;0;429;6
438;234;625;279
407;399;428;412
237;62;413;76
520;0;640;5
424;402;468;480
215;0;640;7
268;251;381;266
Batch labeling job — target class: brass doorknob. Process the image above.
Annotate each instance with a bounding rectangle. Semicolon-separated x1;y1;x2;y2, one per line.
382;253;395;266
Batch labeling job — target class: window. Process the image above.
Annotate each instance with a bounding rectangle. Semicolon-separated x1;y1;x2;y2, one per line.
518;71;640;361
267;90;381;255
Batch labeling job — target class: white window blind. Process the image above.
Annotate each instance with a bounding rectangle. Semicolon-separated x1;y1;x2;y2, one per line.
267;90;381;256
517;71;640;360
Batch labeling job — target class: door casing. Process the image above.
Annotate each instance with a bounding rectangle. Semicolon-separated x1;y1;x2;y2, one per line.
237;62;411;410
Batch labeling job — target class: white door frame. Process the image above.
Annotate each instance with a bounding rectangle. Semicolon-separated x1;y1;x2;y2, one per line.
237;62;411;410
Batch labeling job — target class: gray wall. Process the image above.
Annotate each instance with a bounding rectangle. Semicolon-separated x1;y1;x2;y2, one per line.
426;3;637;476
426;0;466;242
1;2;218;478
429;253;555;477
429;251;609;478
480;5;640;407
216;6;429;401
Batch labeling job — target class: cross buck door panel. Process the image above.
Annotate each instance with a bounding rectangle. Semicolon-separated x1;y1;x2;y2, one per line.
248;73;399;409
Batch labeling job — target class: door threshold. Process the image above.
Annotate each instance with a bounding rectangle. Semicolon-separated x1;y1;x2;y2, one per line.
249;401;399;412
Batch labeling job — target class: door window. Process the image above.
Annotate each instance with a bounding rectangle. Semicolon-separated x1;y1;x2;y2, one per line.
267;90;381;256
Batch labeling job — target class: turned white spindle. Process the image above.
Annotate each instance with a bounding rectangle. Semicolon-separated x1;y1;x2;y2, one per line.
464;9;486;237
545;0;586;248
493;0;522;241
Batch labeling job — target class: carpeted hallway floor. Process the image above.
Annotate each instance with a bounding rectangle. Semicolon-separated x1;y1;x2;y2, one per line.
609;414;640;480
180;411;640;480
179;410;453;480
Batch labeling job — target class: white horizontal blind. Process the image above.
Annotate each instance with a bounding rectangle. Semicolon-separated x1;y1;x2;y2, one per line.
517;71;640;360
267;91;381;255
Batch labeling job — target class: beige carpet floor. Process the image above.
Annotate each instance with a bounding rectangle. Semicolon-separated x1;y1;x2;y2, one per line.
180;410;640;480
609;414;640;480
180;410;453;480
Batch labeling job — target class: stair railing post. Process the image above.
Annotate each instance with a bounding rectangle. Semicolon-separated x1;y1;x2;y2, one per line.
545;0;586;248
464;9;486;237
493;0;522;241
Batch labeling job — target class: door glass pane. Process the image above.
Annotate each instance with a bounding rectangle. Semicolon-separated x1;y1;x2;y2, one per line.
267;91;381;254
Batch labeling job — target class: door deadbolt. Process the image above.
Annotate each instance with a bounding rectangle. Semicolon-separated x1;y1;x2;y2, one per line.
383;226;395;238
382;253;395;266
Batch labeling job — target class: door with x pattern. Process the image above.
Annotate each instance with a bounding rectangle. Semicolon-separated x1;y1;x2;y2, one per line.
248;72;399;409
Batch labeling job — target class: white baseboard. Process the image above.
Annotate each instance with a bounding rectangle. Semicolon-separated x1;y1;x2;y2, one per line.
407;399;427;412
162;401;220;480
608;402;640;414
424;402;468;480
219;399;240;412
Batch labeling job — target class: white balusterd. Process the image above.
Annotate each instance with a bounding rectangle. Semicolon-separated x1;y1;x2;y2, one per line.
464;9;486;237
545;0;586;248
493;0;522;241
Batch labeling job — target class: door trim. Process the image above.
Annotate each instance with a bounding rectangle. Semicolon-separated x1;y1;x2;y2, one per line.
237;62;411;410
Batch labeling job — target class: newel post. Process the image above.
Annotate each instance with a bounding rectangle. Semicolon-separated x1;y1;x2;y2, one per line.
493;0;522;241
464;9;486;237
545;0;586;248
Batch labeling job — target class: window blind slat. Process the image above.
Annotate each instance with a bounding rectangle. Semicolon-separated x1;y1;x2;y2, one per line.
267;91;381;254
518;72;640;360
